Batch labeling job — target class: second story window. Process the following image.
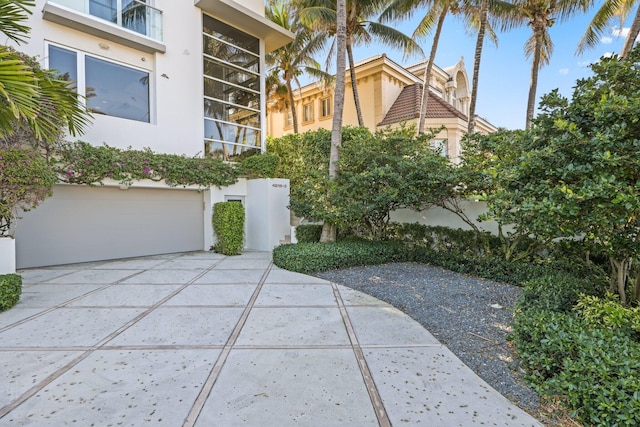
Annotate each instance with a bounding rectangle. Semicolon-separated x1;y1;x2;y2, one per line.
320;97;331;118
303;103;313;123
48;44;150;123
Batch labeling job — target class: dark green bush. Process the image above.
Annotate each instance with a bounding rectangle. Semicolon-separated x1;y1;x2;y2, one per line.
516;273;605;313
513;307;640;426
238;153;280;178
212;202;244;255
0;274;22;311
273;241;407;274
387;222;501;255
294;224;323;243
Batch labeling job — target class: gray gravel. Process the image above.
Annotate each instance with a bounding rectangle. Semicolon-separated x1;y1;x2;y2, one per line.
316;262;543;420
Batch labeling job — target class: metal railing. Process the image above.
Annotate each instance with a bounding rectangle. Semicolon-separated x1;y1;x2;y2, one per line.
50;0;163;41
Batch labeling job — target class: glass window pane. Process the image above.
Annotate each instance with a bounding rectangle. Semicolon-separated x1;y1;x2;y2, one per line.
48;45;77;83
85;56;149;122
204;99;259;128
203;15;259;55
122;0;147;35
203;57;258;91
205;140;261;161
90;0;117;23
204;78;259;110
203;35;259;73
205;120;260;146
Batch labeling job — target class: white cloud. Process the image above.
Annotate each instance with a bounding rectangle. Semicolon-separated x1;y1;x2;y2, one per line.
559;68;570;75
603;52;614;58
601;36;613;44
612;26;629;38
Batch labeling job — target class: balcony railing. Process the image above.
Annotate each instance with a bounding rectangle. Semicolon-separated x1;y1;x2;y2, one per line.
50;0;163;42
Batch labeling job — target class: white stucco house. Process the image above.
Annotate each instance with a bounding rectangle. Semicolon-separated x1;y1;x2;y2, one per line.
13;0;293;268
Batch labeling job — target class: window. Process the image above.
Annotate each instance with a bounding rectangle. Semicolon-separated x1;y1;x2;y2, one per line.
431;139;448;157
203;15;262;160
285;111;293;128
48;44;150;122
303;103;313;122
320;97;331;118
87;0;150;37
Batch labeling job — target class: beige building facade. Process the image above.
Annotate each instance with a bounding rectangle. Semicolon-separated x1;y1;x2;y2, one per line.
267;54;496;163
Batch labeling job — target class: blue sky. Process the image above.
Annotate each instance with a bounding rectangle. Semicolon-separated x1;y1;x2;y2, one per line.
348;4;631;130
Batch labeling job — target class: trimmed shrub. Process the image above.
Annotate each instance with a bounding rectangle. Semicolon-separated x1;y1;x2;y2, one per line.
294;224;323;243
273;241;407;274
212;202;244;255
516;273;605;313
238;153;280;178
0;274;22;311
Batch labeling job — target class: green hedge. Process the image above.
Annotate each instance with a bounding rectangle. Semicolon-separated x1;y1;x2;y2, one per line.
273;240;407;274
212;202;245;256
294;224;323;243
0;274;22;311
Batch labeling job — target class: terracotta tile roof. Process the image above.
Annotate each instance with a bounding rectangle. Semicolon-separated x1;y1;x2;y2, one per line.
378;83;468;126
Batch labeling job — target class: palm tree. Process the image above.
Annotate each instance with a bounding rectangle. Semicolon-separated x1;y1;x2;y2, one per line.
0;0;89;143
320;0;347;243
507;0;591;129
266;0;328;133
297;0;421;127
577;0;640;57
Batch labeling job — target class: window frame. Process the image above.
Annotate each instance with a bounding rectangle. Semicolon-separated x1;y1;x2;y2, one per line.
320;96;331;118
302;102;313;123
46;42;153;123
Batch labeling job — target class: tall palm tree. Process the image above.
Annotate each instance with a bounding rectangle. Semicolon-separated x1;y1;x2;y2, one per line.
508;0;591;129
297;0;422;127
0;0;89;142
577;0;640;57
319;0;347;243
266;0;328;133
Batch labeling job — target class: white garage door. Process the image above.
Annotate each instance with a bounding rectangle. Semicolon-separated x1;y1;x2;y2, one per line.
16;185;204;268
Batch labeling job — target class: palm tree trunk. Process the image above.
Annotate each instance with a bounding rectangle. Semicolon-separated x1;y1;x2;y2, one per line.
320;0;347;243
347;42;364;126
468;0;488;134
418;6;448;134
526;29;543;130
286;80;299;134
621;5;640;57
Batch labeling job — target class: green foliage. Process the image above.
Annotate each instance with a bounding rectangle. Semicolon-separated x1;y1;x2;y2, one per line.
576;294;640;339
517;274;604;314
513;307;640;426
294;224;322;243
387;222;501;256
461;47;640;300
212;202;245;255
273;240;407;274
269;126;457;239
0;273;22;311
0;147;57;236
237;153;280;178
54;142;239;188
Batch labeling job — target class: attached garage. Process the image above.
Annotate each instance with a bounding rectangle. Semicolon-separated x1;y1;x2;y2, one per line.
15;185;205;269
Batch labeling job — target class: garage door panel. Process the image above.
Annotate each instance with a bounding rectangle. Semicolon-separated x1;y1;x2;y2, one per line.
16;185;204;268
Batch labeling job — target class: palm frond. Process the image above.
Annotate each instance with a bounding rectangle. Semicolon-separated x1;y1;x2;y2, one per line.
0;0;33;44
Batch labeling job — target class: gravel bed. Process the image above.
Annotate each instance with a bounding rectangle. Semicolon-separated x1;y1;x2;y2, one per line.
316;262;544;421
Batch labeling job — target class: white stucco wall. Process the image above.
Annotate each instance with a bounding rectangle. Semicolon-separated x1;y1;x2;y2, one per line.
19;1;205;156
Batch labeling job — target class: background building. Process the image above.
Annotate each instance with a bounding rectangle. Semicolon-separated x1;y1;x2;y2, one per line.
267;54;496;163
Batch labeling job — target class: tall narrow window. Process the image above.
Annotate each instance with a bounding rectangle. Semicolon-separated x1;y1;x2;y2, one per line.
285;111;293;127
320;97;331;118
203;15;262;160
303;103;313;122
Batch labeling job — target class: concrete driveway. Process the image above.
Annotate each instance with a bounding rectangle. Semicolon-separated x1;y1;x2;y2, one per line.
0;251;542;426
